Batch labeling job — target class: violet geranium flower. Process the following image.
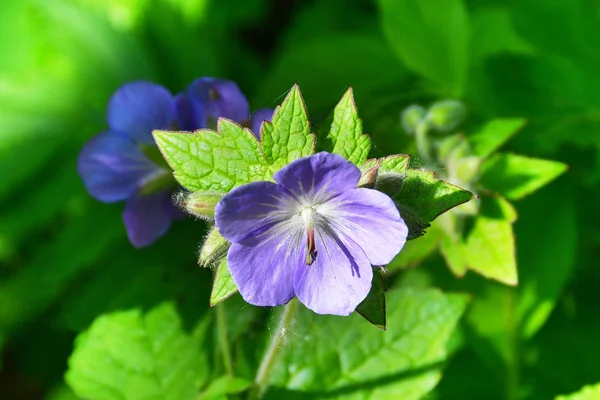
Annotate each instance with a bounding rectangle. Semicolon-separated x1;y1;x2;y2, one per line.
214;152;408;315
78;79;270;247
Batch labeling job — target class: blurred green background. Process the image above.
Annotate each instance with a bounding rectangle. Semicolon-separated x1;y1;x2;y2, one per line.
1;0;599;399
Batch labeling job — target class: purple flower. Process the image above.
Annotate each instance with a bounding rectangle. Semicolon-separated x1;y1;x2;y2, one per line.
214;152;408;315
78;79;268;247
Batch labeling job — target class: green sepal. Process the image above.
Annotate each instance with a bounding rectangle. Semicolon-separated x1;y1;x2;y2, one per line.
394;169;476;239
198;227;230;267
210;259;238;307
355;267;387;330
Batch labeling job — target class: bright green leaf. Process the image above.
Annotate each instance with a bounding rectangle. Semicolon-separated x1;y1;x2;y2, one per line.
556;382;600;400
377;0;470;96
355;268;386;330
199;375;252;400
66;303;209;400
153;119;268;192
210;259;238;307
379;154;411;174
440;232;468;277
464;196;518;285
468;118;527;159
321;87;371;165
261;84;315;169
267;288;468;399
479;153;568;200
395;169;475;239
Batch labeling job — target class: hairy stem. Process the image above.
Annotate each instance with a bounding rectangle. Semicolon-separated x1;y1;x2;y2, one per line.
248;299;298;400
216;303;234;376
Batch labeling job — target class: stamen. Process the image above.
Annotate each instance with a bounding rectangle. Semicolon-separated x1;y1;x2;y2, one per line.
301;207;318;265
306;225;317;265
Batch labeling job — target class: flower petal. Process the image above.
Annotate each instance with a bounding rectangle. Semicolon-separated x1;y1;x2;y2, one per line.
320;188;408;265
107;81;175;143
123;190;174;247
176;77;249;130
227;233;301;306
77;132;161;202
250;108;274;138
215;181;297;244
274;152;361;201
294;228;372;316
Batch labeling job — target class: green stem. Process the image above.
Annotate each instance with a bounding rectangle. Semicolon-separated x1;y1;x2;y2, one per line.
248;299;298;400
216;303;234;377
415;121;432;165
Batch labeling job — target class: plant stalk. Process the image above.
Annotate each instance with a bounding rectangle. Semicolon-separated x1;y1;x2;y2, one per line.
248;299;298;400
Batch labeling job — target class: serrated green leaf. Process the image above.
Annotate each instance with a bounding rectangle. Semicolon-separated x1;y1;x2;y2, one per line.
210;259;238;307
464;196;518;285
479;153;568;200
266;288;468;399
377;0;470;96
556;382;600;400
154;119;268;192
66;302;209;400
379;154;411;174
355;268;386;329
322;87;371;165
261;85;315;169
395;169;475;239
468;118;527;159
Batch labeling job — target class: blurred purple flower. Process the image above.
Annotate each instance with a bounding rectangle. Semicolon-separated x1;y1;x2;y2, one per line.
250;108;274;138
214;152;408;315
78;79;270;247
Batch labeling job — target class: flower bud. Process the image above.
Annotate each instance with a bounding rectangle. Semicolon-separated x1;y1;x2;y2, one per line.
358;159;381;189
427;99;466;132
183;191;223;219
401;104;427;135
199;227;230;267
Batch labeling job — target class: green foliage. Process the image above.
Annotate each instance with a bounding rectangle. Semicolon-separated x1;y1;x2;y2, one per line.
267;287;468;399
394;169;475;239
210;259;238;307
318;88;371;165
261;85;316;168
355;268;387;330
1;0;598;399
557;383;600;400
468;118;527;159
153;119;269;192
463;196;518;285
480;153;569;200
377;0;470;96
66;303;210;400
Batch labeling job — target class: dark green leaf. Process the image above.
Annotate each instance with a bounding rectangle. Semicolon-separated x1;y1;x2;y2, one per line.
377;0;470;95
355;268;386;330
395;169;475;239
